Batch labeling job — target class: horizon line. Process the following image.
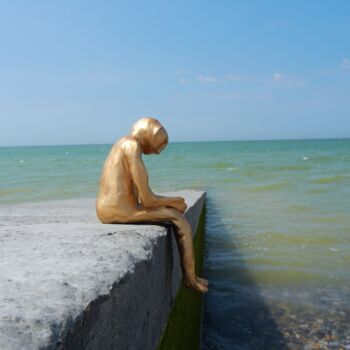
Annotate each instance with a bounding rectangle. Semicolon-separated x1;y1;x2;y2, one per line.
0;136;349;148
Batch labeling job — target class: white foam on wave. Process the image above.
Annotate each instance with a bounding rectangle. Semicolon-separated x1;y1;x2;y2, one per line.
19;160;24;163
329;247;339;252
227;167;236;171
302;156;309;161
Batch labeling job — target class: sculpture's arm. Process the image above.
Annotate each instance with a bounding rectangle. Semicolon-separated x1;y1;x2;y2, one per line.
123;139;186;211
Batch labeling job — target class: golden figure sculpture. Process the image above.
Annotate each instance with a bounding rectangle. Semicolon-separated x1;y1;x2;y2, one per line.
96;118;209;293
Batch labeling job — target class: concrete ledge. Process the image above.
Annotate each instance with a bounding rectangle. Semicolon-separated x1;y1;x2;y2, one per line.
0;190;206;350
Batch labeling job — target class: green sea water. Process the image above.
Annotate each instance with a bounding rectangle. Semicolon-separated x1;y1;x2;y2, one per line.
1;139;350;349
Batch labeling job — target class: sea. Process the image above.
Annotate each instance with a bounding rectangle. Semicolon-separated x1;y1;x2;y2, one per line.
1;139;350;349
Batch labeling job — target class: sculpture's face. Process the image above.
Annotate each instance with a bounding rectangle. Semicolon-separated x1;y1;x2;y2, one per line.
141;126;168;155
153;128;168;154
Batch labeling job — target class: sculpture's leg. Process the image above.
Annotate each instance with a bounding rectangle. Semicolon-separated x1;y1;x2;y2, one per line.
168;210;209;293
108;207;208;293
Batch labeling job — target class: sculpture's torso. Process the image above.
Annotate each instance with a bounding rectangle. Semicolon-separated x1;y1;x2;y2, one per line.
96;137;139;222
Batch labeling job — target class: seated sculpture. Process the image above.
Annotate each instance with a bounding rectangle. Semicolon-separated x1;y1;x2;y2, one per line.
96;117;208;293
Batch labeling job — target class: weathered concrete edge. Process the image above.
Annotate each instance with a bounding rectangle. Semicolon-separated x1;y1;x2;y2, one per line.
58;191;206;350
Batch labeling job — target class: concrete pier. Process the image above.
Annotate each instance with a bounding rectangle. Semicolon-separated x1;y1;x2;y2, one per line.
0;190;206;350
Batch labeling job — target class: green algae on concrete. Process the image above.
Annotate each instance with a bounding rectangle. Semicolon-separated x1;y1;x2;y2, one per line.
157;207;206;350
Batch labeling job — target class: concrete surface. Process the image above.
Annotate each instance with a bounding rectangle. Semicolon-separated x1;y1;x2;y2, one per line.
0;190;206;350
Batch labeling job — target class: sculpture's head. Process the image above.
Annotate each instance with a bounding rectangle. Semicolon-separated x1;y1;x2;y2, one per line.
131;117;168;155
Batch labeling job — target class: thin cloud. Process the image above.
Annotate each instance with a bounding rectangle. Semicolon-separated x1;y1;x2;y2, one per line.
272;73;284;81
340;58;350;70
222;91;271;101
225;74;259;83
196;74;217;83
174;70;191;85
177;71;305;88
271;73;305;87
219;72;305;87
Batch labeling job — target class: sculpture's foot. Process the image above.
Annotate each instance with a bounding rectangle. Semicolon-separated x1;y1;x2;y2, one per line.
182;276;209;293
196;276;209;287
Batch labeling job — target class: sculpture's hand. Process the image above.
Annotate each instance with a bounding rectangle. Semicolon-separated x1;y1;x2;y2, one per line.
170;197;187;213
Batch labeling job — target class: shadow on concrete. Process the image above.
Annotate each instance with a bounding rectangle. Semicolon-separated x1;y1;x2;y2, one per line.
202;198;288;350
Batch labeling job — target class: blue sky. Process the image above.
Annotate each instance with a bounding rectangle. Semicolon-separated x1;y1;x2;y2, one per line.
0;1;349;146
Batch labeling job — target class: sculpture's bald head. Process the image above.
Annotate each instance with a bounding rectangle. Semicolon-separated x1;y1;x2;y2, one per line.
131;117;168;154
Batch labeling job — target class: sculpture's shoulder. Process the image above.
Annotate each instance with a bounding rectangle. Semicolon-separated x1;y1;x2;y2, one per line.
119;136;141;156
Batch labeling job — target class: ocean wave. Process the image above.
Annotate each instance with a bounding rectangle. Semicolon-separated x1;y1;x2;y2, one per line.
242;181;291;192
286;204;314;213
306;215;344;224
0;188;31;195
302;155;346;163
211;161;235;169
274;164;309;171
253;231;342;246
306;188;329;194
311;175;350;184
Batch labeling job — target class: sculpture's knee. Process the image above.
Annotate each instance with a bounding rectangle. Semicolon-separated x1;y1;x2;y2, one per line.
167;210;188;238
159;207;179;220
166;208;183;223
